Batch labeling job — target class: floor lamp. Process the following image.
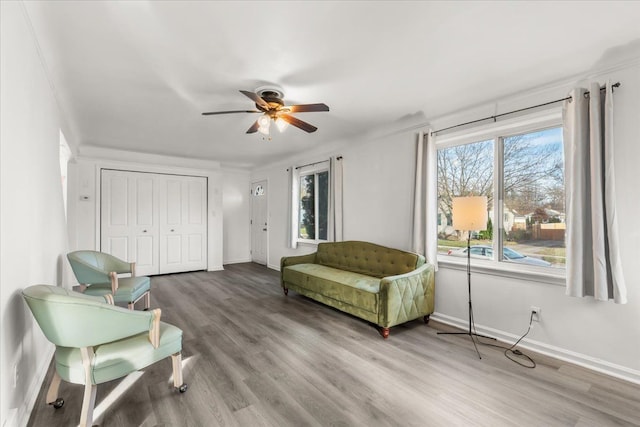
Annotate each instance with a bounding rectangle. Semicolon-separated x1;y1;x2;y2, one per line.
438;196;495;359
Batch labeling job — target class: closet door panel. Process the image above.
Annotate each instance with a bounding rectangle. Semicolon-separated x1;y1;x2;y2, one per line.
158;175;207;274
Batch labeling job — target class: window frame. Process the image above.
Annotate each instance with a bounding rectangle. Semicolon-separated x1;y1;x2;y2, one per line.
435;108;566;285
296;162;330;245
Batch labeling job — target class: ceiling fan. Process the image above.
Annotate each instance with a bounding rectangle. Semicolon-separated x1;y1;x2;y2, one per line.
202;88;329;135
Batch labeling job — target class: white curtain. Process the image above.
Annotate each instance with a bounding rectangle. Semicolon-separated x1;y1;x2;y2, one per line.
563;82;626;303
329;156;344;241
411;130;438;269
287;166;299;249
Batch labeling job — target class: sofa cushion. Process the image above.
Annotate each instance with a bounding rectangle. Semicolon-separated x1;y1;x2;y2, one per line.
316;241;424;279
283;263;380;313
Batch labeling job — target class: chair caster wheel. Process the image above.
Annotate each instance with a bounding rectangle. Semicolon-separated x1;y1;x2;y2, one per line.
178;384;188;393
49;398;64;409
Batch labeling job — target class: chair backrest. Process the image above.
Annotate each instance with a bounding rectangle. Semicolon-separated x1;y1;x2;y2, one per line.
22;285;153;348
67;250;131;284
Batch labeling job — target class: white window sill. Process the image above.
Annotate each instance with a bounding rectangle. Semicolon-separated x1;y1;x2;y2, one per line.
296;240;327;247
437;256;566;286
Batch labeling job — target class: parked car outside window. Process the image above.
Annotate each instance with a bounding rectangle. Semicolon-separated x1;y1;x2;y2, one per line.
447;245;551;266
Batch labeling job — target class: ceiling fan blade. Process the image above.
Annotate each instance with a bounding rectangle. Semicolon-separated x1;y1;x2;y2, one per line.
246;121;260;134
287;103;330;113
279;114;318;133
239;90;270;110
202;110;261;116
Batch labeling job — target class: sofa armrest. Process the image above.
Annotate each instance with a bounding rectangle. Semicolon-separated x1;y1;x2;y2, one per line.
378;263;435;328
280;252;317;287
281;252;317;269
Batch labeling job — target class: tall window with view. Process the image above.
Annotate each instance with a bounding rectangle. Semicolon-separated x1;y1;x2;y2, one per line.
503;128;564;268
298;170;329;241
437;124;565;269
437;139;494;259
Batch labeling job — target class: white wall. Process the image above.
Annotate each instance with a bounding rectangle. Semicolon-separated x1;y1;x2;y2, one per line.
0;3;70;426
254;60;640;383
251;124;421;269
222;169;251;264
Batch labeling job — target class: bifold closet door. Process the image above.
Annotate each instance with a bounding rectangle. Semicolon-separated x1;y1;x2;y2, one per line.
101;170;207;275
101;170;160;276
158;175;207;274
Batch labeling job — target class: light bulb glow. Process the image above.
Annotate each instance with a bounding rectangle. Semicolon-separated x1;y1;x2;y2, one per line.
258;115;270;128
275;117;289;132
257;115;271;135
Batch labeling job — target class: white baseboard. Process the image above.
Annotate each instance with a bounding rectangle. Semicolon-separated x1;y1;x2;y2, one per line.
432;313;640;385
17;344;55;427
207;265;224;272
223;258;252;265
267;263;280;271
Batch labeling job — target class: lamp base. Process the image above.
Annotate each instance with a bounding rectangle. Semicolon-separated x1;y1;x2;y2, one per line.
437;330;495;359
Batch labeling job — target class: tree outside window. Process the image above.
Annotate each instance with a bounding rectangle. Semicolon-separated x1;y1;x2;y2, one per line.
299;170;328;241
438;127;565;268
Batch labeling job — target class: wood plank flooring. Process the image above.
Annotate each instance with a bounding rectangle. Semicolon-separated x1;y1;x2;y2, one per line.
27;263;640;426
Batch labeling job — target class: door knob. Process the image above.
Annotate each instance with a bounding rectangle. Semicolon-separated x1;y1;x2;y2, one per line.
142;230;147;233
263;228;267;231
170;229;175;232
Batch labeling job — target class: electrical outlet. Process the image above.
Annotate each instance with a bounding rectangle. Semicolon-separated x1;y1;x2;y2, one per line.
530;306;541;322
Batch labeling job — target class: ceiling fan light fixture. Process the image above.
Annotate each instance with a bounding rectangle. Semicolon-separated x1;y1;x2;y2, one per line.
275;117;289;132
257;114;271;135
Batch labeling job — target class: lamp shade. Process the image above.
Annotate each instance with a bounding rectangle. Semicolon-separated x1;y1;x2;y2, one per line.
452;196;488;231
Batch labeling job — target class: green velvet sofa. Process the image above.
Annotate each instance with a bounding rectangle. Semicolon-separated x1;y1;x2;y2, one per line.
280;241;435;338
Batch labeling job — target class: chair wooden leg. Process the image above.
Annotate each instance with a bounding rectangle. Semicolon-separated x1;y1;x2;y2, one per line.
128;301;134;310
79;383;97;427
144;291;151;310
46;371;62;406
171;352;183;388
171;352;188;392
380;327;390;339
80;347;97;427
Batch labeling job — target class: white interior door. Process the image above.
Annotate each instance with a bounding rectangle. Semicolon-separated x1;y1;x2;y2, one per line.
159;175;207;274
101;170;160;275
251;180;268;265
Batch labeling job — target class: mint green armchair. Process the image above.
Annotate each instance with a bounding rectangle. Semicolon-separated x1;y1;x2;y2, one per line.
22;285;187;427
67;250;151;310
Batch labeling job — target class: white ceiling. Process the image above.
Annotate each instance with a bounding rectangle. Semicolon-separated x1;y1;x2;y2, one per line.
24;1;640;169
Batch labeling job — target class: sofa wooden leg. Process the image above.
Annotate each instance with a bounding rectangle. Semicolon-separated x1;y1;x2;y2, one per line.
380;327;390;339
283;287;288;296
424;315;430;324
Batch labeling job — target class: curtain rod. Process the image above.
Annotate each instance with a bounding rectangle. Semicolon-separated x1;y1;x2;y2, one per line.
431;82;620;135
293;156;342;170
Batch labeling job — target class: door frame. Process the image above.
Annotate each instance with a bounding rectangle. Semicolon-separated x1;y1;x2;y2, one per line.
250;179;269;265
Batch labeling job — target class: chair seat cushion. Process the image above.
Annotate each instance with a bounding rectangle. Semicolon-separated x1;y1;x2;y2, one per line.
55;321;182;385
84;276;150;303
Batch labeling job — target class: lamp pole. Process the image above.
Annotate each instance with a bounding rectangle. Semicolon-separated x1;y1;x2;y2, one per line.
438;196;495;359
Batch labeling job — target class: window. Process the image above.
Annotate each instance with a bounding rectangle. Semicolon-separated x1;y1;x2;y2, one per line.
437;116;565;271
298;167;329;242
59;130;71;218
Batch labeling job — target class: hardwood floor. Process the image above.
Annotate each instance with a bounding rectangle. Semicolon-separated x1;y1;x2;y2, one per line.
28;263;640;426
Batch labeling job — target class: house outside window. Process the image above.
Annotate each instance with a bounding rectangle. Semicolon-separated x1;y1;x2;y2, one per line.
436;111;565;272
298;167;329;243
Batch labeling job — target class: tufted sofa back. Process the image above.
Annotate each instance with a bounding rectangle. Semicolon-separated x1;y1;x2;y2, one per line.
316;241;424;278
